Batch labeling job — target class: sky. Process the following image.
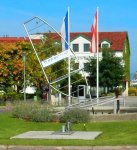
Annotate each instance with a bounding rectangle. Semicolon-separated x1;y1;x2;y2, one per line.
0;0;137;79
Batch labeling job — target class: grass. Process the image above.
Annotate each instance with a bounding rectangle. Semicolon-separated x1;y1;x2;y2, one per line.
1;112;137;146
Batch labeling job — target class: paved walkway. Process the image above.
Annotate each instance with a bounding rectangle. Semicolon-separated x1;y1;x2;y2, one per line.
11;131;102;140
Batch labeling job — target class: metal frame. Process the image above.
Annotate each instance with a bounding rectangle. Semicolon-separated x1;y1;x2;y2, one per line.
23;16;92;105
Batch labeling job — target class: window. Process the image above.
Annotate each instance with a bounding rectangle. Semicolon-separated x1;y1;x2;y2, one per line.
101;40;111;49
84;63;89;71
102;43;109;49
84;43;90;52
73;44;79;52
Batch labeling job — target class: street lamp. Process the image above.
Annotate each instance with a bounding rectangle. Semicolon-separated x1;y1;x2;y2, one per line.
22;52;26;101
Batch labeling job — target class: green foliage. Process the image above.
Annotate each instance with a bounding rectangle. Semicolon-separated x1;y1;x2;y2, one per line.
31;107;53;122
3;87;23;101
86;57;96;86
0;99;5;106
5;93;23;101
12;101;36;119
100;48;124;88
0;38;66;100
87;48;124;92
60;108;90;123
12;101;53;122
114;87;122;97
128;87;137;96
25;37;67;98
123;36;130;82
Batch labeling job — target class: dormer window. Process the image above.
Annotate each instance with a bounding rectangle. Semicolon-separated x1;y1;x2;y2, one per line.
101;40;111;49
102;43;109;48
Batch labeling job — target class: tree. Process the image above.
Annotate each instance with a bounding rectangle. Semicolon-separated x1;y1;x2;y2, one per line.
85;57;96;87
0;42;27;92
86;48;124;94
24;36;70;98
0;37;69;100
100;48;124;93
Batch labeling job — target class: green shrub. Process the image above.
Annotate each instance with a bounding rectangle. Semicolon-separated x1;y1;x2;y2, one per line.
59;108;90;123
12;101;53;122
12;101;36;120
31;107;53;122
0;94;6;106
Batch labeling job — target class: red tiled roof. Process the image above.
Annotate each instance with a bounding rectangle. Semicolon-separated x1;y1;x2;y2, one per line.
0;32;127;51
0;37;40;43
0;37;28;42
46;32;92;42
99;32;127;51
45;32;127;51
70;32;127;51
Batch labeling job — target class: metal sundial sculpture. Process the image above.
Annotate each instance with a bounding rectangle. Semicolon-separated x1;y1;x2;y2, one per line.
23;16;92;106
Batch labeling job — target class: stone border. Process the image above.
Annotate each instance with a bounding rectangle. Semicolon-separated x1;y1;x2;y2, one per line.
0;145;137;150
90;113;137;122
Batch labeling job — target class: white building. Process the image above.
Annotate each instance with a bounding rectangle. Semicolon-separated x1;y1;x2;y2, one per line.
42;31;130;97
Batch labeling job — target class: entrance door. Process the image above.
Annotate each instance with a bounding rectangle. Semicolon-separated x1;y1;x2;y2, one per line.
78;85;85;102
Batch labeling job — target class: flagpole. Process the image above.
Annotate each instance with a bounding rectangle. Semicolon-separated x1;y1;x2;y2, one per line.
96;7;99;103
68;7;71;106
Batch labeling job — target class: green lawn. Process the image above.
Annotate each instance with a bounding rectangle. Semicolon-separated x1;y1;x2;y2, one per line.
0;112;137;146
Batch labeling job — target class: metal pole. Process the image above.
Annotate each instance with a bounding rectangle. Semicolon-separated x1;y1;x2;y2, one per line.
68;7;71;106
96;7;99;103
23;52;26;101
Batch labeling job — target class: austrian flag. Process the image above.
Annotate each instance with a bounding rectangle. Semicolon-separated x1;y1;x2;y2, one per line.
90;10;98;53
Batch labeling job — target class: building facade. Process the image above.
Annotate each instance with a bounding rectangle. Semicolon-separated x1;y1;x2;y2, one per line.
69;32;130;96
0;31;130;97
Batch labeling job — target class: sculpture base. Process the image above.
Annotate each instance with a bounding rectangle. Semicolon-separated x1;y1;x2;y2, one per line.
52;131;74;135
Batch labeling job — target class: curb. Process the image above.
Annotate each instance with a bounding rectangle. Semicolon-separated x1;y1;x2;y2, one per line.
0;146;137;150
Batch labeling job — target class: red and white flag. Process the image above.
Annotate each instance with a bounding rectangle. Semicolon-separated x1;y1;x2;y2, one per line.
90;10;98;53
